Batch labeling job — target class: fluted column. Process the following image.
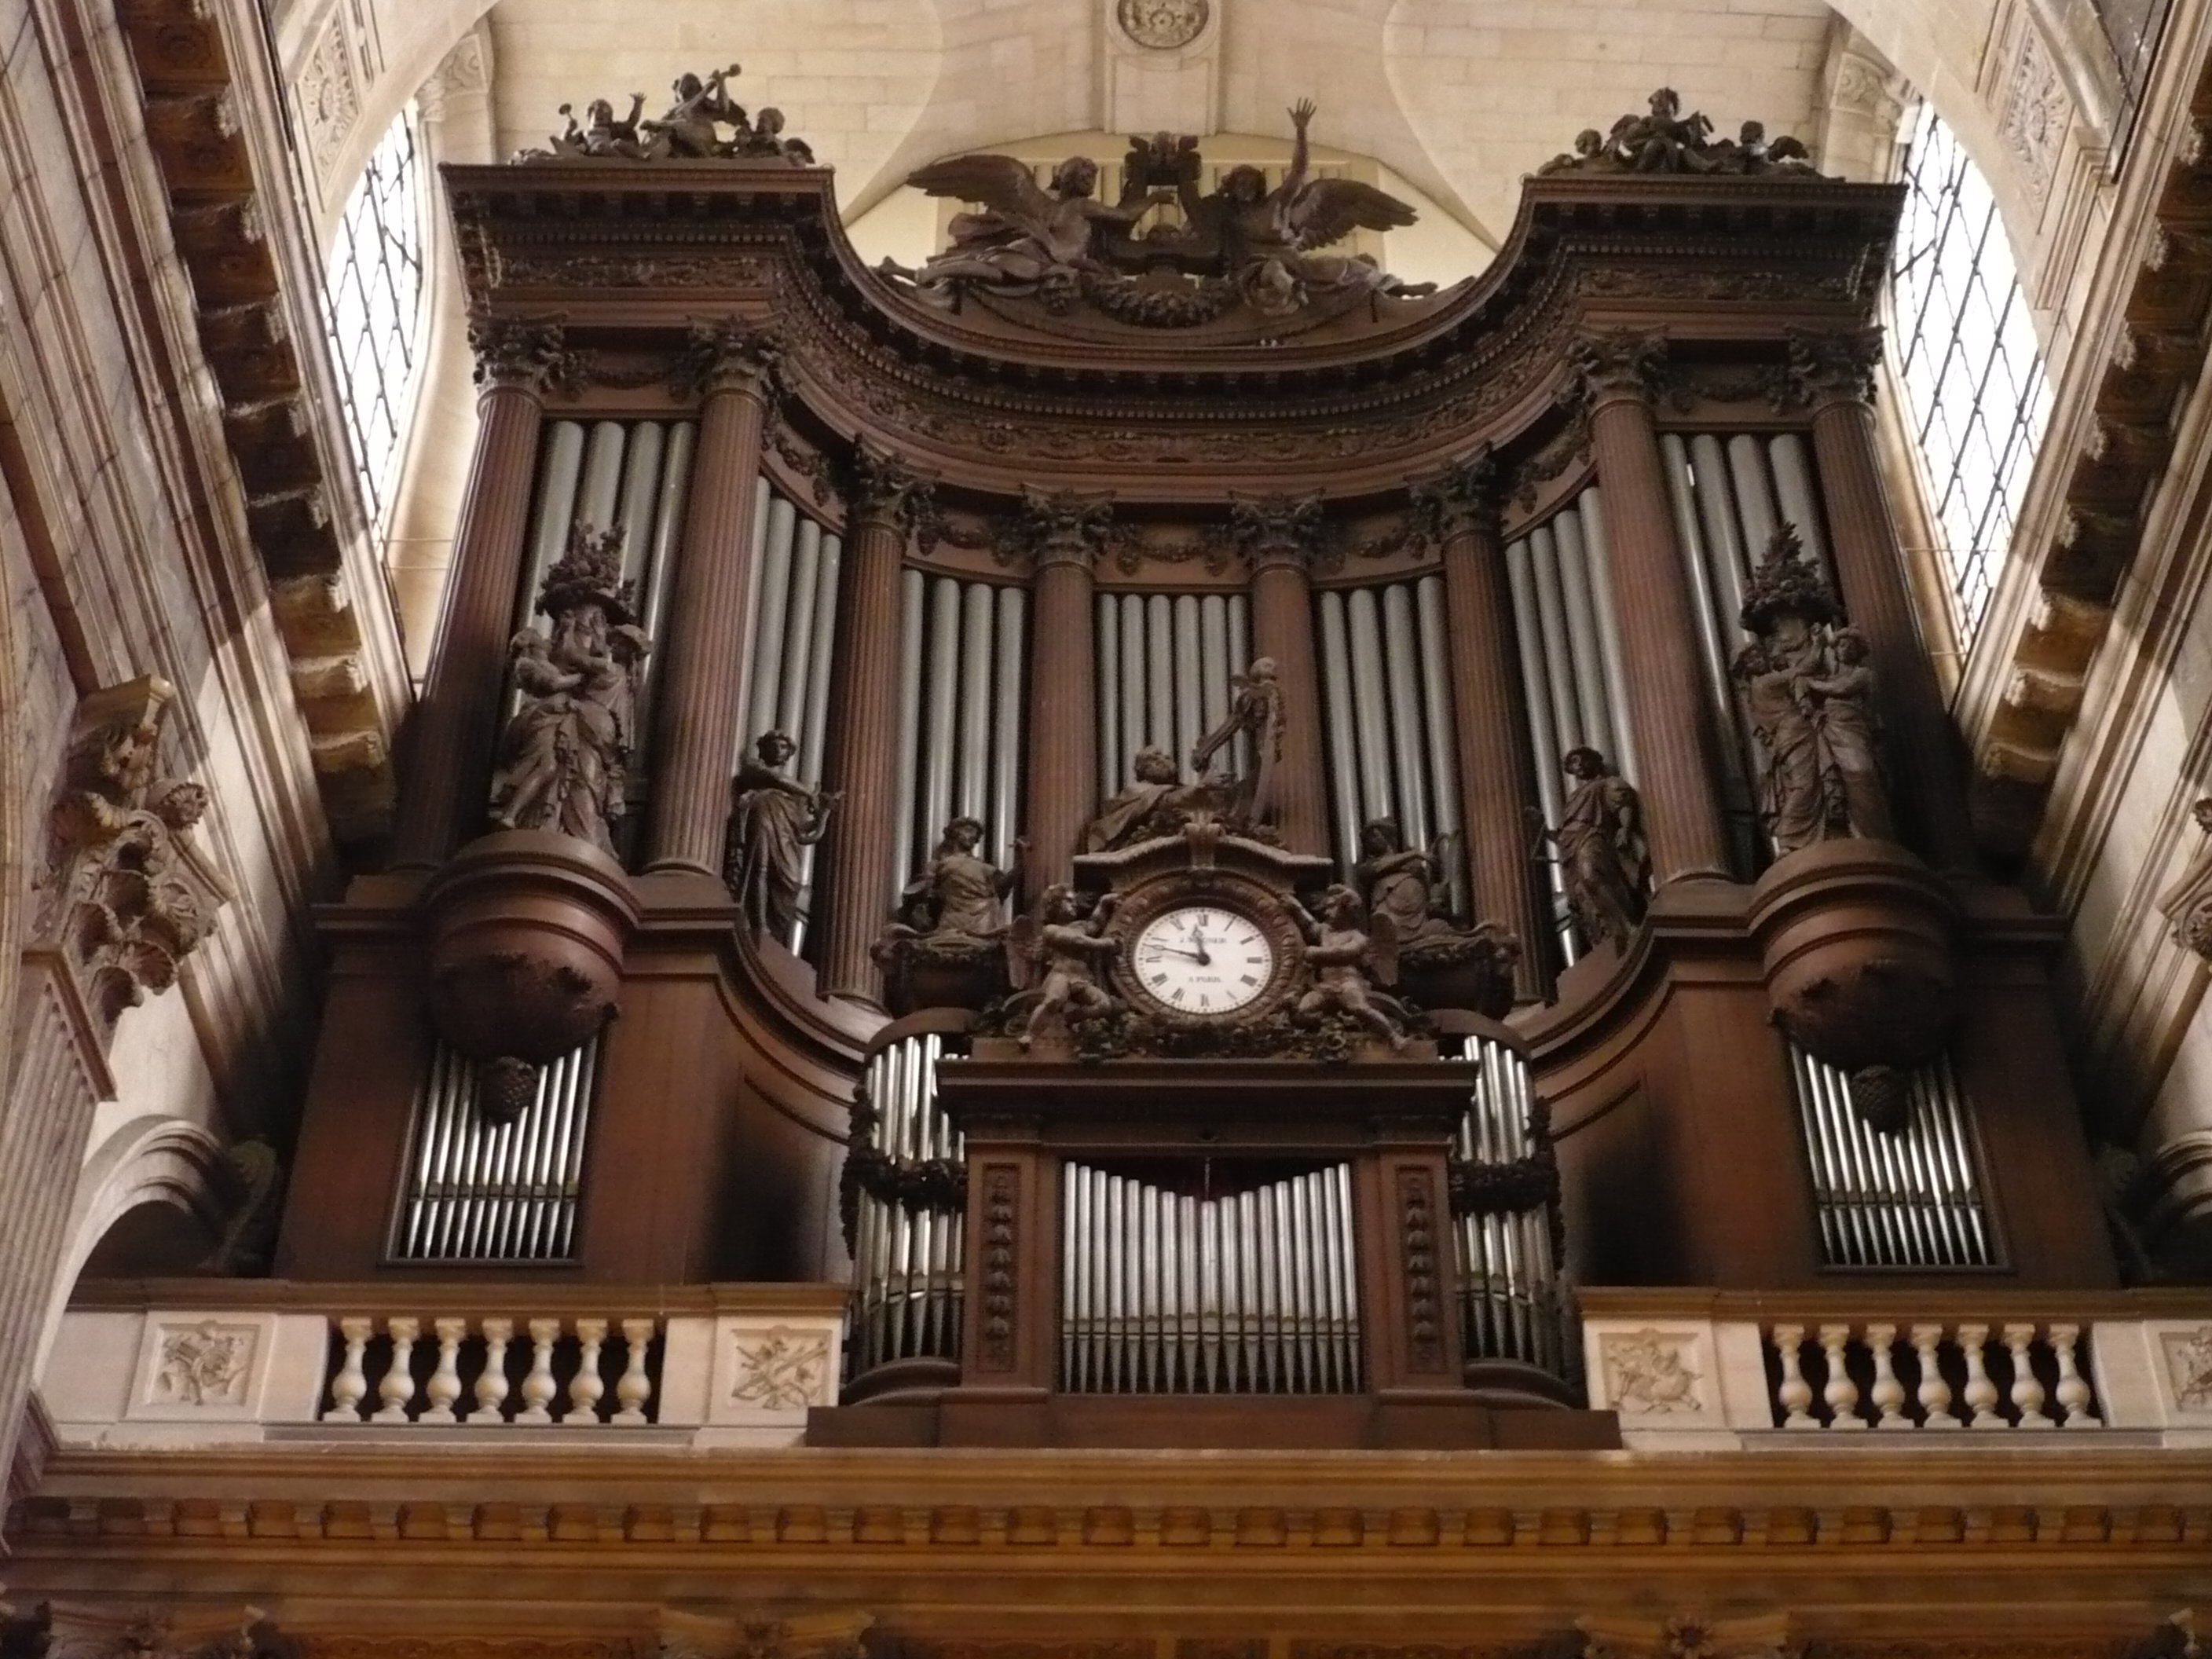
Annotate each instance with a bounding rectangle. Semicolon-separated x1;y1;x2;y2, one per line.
1232;493;1331;858
1789;327;1979;873
1019;489;1111;899
1413;449;1550;1000
818;447;933;1005
1566;330;1733;884
392;317;575;869
643;318;780;877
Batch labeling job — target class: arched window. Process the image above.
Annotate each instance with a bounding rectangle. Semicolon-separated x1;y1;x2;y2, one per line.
1886;101;2053;645
321;107;427;525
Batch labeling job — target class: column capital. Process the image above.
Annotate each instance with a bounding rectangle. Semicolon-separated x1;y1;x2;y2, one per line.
1013;487;1114;572
1229;491;1325;573
1785;324;1884;408
468;313;585;395
672;316;783;401
1409;445;1501;541
851;445;936;533
1559;327;1670;414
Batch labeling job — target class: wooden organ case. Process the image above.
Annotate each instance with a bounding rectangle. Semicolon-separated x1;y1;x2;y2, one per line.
271;87;2117;1452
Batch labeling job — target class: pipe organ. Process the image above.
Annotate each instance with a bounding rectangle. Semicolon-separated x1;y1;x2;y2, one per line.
273;87;2120;1458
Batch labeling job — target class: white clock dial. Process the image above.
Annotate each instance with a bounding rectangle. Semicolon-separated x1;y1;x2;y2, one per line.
1130;905;1276;1016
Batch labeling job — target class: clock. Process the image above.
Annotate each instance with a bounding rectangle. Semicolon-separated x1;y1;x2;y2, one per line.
1130;904;1277;1016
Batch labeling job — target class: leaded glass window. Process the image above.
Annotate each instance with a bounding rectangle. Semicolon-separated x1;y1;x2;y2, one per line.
1886;101;2052;645
321;108;427;526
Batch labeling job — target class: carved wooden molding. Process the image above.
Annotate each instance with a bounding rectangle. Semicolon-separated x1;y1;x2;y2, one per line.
976;1162;1020;1371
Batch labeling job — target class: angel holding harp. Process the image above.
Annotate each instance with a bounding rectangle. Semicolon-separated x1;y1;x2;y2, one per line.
880;154;1173;305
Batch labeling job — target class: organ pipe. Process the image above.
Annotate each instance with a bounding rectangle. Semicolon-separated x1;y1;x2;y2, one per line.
1381;582;1432;851
992;588;1027;867
1315;591;1365;867
1093;591;1251;789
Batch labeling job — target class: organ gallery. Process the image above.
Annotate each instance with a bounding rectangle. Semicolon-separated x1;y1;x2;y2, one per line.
5;29;2210;1659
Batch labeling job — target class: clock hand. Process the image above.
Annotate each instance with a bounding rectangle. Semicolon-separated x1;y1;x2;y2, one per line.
1184;925;1212;965
1145;943;1208;962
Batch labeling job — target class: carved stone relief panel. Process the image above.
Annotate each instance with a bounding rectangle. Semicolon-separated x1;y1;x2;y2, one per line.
124;1313;275;1421
1998;19;2073;212
705;1316;843;1422
295;9;362;192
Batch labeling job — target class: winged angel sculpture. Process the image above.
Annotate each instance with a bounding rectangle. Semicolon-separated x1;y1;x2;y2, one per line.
880;101;1437;322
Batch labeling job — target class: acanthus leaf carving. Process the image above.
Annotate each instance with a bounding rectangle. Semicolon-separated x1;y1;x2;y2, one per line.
1228;492;1327;573
1783;324;1884;408
671;315;782;401
467;313;586;394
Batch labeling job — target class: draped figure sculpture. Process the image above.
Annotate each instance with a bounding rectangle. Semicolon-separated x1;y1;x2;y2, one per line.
725;731;838;941
1357;818;1518;1016
873;817;1025;1013
1190;656;1286;833
1533;748;1652;952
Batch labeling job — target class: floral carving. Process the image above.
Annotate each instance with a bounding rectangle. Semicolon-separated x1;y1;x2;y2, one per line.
1600;1328;1704;1414
2160;800;2212;962
1397;1167;1445;1374
2161;1324;2212;1411
1782;324;1883;408
1117;0;1210;50
728;1326;832;1411
979;1164;1020;1369
1408;446;1500;542
149;1320;255;1408
1559;328;1669;412
38;676;234;1035
1229;493;1326;573
468;314;586;394
671;316;782;400
1008;488;1114;571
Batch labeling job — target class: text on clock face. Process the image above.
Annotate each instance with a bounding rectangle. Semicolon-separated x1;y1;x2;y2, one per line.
1132;906;1274;1013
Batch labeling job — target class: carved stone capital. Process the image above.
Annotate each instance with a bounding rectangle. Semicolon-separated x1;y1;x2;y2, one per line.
467;313;584;395
1229;491;1324;573
1016;487;1114;572
851;445;935;534
672;315;782;401
35;676;234;1039
1560;328;1669;412
2161;799;2212;961
1408;445;1500;541
1784;324;1884;408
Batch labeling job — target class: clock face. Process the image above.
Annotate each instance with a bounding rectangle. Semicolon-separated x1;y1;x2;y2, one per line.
1130;905;1276;1016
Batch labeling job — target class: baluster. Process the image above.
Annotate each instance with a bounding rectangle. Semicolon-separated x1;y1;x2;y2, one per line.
516;1318;562;1424
568;1318;608;1424
420;1318;467;1424
1864;1322;1909;1429
323;1317;373;1422
373;1317;422;1423
1957;1322;2003;1428
476;1317;515;1423
1910;1323;1958;1428
613;1318;657;1426
2048;1323;2101;1428
1818;1324;1864;1430
2003;1322;2053;1429
1772;1324;1817;1428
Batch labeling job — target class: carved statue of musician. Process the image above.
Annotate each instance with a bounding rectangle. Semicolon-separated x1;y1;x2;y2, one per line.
724;731;838;940
1533;747;1651;951
874;817;1026;1013
1006;885;1125;1049
643;66;745;156
1357;817;1518;1016
1537;86;1832;180
1291;884;1412;1053
1190;657;1285;831
880;155;1170;306
486;523;651;858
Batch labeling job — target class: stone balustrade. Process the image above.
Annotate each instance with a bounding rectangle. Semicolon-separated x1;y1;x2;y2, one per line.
1580;1289;2212;1451
38;1281;845;1450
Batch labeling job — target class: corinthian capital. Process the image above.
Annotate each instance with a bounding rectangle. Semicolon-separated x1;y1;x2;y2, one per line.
1784;324;1884;408
1409;445;1500;541
1015;487;1114;571
1559;327;1670;412
467;313;584;394
1229;491;1325;573
851;445;935;533
671;315;782;399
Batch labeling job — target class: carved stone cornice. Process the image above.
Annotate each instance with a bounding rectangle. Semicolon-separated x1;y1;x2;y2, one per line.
1783;324;1884;408
1559;328;1669;414
851;445;936;534
1006;488;1111;572
1229;492;1325;573
672;316;783;401
467;313;584;395
35;676;234;1038
1409;445;1501;542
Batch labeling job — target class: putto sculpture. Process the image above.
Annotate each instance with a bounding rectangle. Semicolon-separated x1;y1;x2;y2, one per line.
1533;748;1652;953
518;64;815;165
487;523;651;859
873;818;1025;1014
1732;524;1894;855
1291;884;1415;1053
879;100;1437;325
1537;87;1827;179
1005;885;1126;1049
725;731;838;941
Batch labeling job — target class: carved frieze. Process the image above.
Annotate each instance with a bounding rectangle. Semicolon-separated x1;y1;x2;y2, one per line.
37;676;234;1036
977;1164;1020;1369
1597;1328;1705;1415
727;1326;833;1412
1397;1166;1445;1375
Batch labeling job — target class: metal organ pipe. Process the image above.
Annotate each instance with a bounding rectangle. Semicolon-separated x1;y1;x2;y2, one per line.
1346;586;1397;824
791;531;844;950
1380;581;1433;852
1551;509;1618;767
742;496;797;752
922;577;962;840
1767;433;1829;566
1092;590;1250;788
1096;597;1122;800
1658;436;1743;753
1199;594;1232;742
1413;575;1468;916
613;422;664;589
1315;591;1365;869
577;420;627;529
992;588;1026;867
888;569;928;906
517;420;586;634
1725;433;1782;558
958;580;996;821
1119;593;1145;784
776;518;825;744
1686;434;1752;629
1573;491;1639;782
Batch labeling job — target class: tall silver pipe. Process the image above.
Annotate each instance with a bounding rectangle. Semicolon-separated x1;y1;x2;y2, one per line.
1528;524;1583;753
1096;595;1122;800
517;420;586;634
1381;582;1433;849
1225;593;1253;775
958;580;996;822
1659;436;1740;746
922;577;963;842
889;569;928;903
1505;537;1565;819
1725;434;1781;561
1173;595;1203;782
1199;593;1232;745
724;481;772;755
1316;591;1365;871
1686;434;1752;629
1413;576;1467;917
1574;489;1639;781
792;531;844;949
776;518;826;743
613;422;665;589
1119;594;1146;786
577;419;627;530
1346;585;1397;826
633;425;700;731
742;496;799;752
1145;593;1175;767
992;586;1026;866
1550;510;1617;766
1767;433;1830;569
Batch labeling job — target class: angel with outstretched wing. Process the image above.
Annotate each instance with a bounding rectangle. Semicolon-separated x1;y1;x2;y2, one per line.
1293;885;1414;1053
881;153;1171;304
1006;886;1122;1049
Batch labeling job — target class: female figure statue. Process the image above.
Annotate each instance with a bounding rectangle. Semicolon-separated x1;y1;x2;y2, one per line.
725;731;838;941
1802;628;1894;840
1190;656;1286;831
1535;747;1651;951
